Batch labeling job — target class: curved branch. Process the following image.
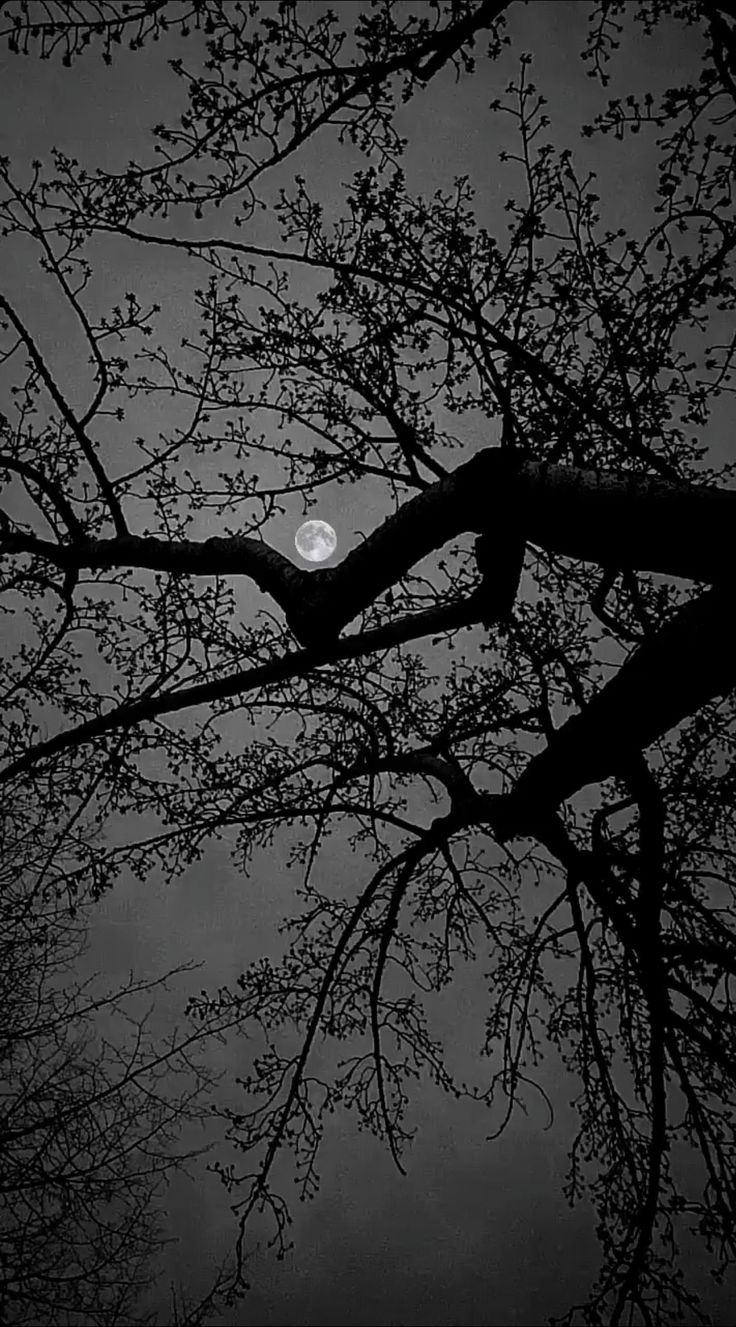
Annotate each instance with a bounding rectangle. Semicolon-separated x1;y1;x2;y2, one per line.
3;452;734;647
0;453;85;541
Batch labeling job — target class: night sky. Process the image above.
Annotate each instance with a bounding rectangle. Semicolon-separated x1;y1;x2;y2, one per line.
1;3;734;1324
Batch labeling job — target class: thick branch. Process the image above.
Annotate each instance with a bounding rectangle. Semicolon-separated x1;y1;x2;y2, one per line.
498;585;735;836
4;453;734;648
413;0;509;81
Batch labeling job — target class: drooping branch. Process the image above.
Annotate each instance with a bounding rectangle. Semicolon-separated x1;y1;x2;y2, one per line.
0;453;86;541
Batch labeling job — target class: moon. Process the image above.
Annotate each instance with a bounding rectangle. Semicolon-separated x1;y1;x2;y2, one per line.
294;519;337;563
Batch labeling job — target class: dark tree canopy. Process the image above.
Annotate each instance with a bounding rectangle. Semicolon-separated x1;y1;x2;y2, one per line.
1;2;736;1323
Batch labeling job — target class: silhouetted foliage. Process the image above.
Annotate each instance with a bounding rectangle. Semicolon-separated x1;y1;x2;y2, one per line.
1;2;736;1323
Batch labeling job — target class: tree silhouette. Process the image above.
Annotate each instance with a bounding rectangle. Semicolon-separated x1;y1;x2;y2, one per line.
0;820;234;1325
1;2;735;1323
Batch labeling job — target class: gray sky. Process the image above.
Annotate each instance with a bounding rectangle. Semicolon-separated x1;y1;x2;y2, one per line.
1;3;734;1323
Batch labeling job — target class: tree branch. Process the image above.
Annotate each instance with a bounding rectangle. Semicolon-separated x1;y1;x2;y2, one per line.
0;292;128;537
497;585;735;836
4;452;734;646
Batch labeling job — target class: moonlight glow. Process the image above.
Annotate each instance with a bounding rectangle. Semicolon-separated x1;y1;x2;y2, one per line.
294;519;337;563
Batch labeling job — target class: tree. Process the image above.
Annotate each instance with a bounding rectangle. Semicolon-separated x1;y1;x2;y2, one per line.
1;1;735;1322
0;817;234;1326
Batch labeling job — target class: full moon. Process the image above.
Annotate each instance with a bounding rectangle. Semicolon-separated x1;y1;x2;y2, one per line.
294;519;337;563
